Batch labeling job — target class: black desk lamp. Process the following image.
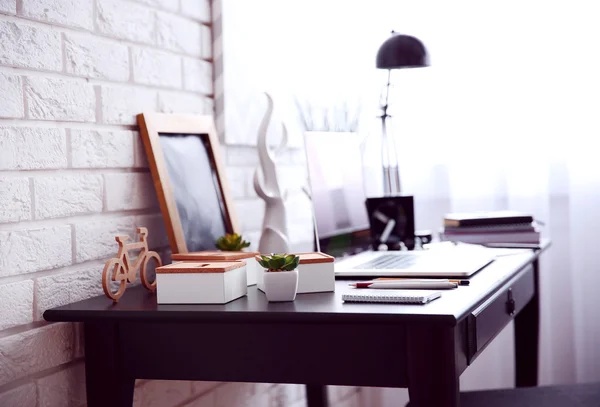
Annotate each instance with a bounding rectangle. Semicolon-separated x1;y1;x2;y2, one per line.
375;31;429;195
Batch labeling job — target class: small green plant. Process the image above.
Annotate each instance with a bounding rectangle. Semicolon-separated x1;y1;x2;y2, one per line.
215;233;251;251
258;254;300;272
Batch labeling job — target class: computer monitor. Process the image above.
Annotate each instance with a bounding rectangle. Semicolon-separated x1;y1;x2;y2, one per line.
304;132;372;257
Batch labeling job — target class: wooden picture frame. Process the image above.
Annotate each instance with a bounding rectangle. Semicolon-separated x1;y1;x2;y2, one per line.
137;112;240;254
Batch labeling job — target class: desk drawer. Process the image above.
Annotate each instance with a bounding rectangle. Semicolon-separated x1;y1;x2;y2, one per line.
468;265;535;362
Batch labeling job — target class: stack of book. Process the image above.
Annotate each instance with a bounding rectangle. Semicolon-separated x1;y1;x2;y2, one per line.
439;210;540;245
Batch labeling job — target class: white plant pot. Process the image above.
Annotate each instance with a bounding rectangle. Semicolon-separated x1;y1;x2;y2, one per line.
263;270;298;302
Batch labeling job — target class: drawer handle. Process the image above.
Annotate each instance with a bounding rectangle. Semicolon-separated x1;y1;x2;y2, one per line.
506;288;516;316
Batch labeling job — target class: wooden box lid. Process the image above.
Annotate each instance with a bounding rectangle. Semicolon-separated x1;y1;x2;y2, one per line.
171;250;259;261
254;252;334;265
156;261;245;274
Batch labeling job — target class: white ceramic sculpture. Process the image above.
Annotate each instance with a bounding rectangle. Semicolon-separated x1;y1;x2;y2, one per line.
253;93;290;254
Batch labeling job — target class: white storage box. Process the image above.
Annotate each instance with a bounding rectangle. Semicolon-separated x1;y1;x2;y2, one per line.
171;250;260;286
257;252;335;294
156;261;247;304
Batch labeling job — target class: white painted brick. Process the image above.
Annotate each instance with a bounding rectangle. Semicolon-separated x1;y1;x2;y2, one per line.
25;77;95;122
74;216;135;262
201;24;212;59
158;91;208;114
133;380;192;407
0;323;76;386
183;57;212;93
0;382;36;407
37;363;86;407
235;199;264;233
100;85;157;125
65;32;129;81
0;177;31;223
204;97;214;115
36;266;104;319
35;174;103;218
104;172;157;211
181;0;210;22
0;20;61;71
225;166;251;199
0;72;23;118
0;127;67;169
226;146;259;166
132;47;182;88
96;0;154;43
133;131;149;168
133;0;178;11
156;12;203;56
0;226;71;277
0;280;34;330
136;213;168;249
182;391;215;407
21;0;93;30
71;129;135;168
0;0;16;14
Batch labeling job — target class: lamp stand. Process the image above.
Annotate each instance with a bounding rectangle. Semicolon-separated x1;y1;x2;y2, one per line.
380;69;401;196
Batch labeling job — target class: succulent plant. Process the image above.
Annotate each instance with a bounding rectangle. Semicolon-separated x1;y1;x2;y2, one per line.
258;254;300;272
215;233;251;251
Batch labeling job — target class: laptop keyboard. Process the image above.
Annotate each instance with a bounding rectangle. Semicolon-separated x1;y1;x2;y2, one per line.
353;254;418;270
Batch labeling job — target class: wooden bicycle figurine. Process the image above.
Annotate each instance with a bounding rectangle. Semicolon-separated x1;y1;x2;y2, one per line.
102;227;163;303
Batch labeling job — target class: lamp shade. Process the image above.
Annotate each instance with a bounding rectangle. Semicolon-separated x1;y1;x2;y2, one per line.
376;33;428;69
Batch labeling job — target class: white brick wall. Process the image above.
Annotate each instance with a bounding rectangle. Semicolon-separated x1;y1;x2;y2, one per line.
0;72;24;118
0;1;325;406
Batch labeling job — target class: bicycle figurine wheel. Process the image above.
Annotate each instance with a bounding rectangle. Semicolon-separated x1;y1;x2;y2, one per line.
102;258;127;302
140;251;162;292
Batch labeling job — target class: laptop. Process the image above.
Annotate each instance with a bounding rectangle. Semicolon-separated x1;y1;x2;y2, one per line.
304;132;494;278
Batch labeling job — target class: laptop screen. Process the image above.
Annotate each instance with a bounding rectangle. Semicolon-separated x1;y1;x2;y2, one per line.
304;132;372;257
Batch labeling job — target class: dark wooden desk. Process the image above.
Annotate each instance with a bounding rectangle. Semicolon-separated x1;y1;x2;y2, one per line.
44;243;549;407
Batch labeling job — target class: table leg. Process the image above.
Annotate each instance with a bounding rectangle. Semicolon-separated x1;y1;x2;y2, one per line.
84;323;135;407
514;259;540;387
407;326;460;407
306;384;328;407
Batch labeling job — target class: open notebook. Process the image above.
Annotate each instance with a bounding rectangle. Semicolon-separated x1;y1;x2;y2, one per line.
342;290;442;304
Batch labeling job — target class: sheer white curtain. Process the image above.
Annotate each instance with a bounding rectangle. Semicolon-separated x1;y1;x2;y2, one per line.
224;0;600;394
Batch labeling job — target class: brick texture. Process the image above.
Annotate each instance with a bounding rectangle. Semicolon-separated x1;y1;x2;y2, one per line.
0;0;16;14
0;323;76;386
0;226;72;277
0;20;61;70
0;0;318;406
158;91;208;114
64;32;129;81
0;177;31;223
37;362;86;407
100;85;157;125
0;72;24;118
104;172;157;211
156;12;203;56
71;129;135;168
74;216;135;262
34;174;103;218
21;0;94;30
36;266;104;319
0;127;67;170
183;57;212;94
96;0;155;43
181;0;211;23
132;47;182;88
0;280;34;330
25;77;96;122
